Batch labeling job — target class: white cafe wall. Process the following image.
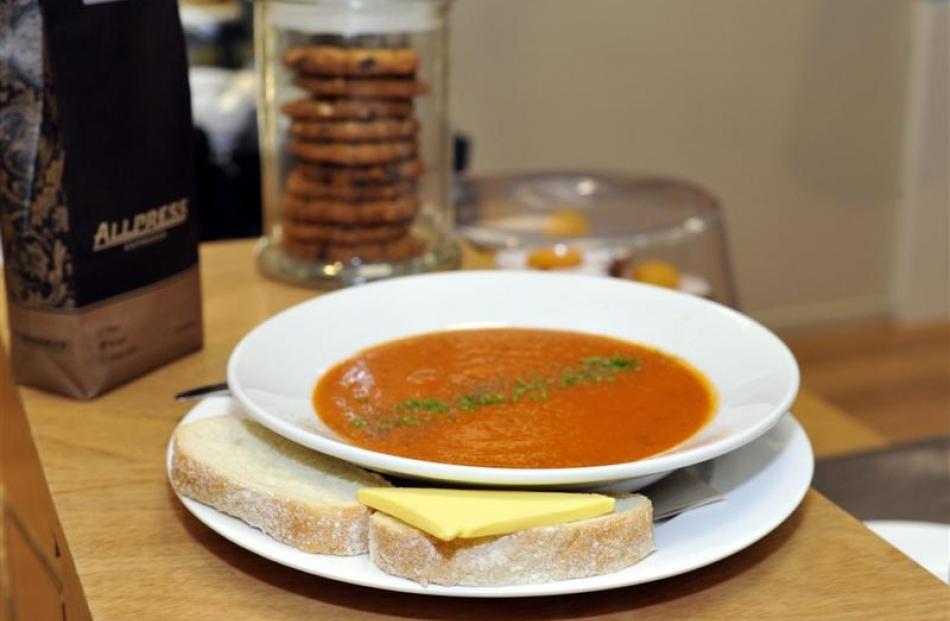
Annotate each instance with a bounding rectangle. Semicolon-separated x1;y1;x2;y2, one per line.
450;0;949;328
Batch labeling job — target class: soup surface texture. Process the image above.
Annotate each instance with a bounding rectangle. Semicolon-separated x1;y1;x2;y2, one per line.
314;328;714;468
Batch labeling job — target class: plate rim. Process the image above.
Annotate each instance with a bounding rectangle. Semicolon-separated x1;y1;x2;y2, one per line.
227;270;800;485
167;399;814;598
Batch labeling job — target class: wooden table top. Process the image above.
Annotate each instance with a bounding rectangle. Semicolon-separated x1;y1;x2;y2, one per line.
3;239;947;620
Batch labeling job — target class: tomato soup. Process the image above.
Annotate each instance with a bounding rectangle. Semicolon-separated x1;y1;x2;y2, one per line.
314;328;715;468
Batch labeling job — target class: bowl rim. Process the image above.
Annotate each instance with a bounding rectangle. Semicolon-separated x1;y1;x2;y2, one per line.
227;270;800;485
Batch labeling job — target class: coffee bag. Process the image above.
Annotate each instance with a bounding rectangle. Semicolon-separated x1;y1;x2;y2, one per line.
0;0;203;398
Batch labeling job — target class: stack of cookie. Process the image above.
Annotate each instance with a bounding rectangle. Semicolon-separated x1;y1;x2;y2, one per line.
278;45;428;264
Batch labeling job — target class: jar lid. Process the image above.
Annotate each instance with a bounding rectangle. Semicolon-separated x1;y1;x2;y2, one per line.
456;172;721;250
268;0;444;35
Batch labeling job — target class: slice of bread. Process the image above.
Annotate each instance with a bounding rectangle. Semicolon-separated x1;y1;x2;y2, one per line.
368;493;653;586
170;415;389;555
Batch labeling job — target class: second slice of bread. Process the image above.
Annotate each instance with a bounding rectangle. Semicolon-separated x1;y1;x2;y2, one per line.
170;415;389;555
368;493;653;586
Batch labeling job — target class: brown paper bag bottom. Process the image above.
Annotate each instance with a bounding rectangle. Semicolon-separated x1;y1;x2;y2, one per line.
7;268;203;399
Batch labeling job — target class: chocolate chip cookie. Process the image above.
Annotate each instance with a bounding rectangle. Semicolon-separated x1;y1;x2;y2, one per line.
289;118;419;142
281;233;424;264
285;167;414;201
283;47;419;76
296;159;425;186
281;98;413;121
281;218;409;245
289;139;416;165
294;76;428;99
280;194;418;225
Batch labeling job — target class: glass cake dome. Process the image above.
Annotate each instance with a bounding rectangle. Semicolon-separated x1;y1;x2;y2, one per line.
456;172;739;307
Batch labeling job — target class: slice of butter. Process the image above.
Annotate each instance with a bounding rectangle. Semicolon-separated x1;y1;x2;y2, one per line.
357;487;615;541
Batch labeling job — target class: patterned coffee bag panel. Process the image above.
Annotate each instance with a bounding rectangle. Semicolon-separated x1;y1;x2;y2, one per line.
0;0;74;308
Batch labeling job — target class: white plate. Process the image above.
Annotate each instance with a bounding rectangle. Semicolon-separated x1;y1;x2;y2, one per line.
227;271;799;487
168;398;813;598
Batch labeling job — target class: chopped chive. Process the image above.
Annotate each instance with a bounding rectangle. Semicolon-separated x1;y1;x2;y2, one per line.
394;398;449;413
359;353;640;432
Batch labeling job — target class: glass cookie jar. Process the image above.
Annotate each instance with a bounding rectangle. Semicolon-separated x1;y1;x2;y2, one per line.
254;0;458;287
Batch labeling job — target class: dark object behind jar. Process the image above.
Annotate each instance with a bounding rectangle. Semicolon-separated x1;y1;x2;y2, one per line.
0;0;203;399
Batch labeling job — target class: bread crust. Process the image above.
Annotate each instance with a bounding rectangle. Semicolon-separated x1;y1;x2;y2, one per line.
170;420;388;556
368;495;654;586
